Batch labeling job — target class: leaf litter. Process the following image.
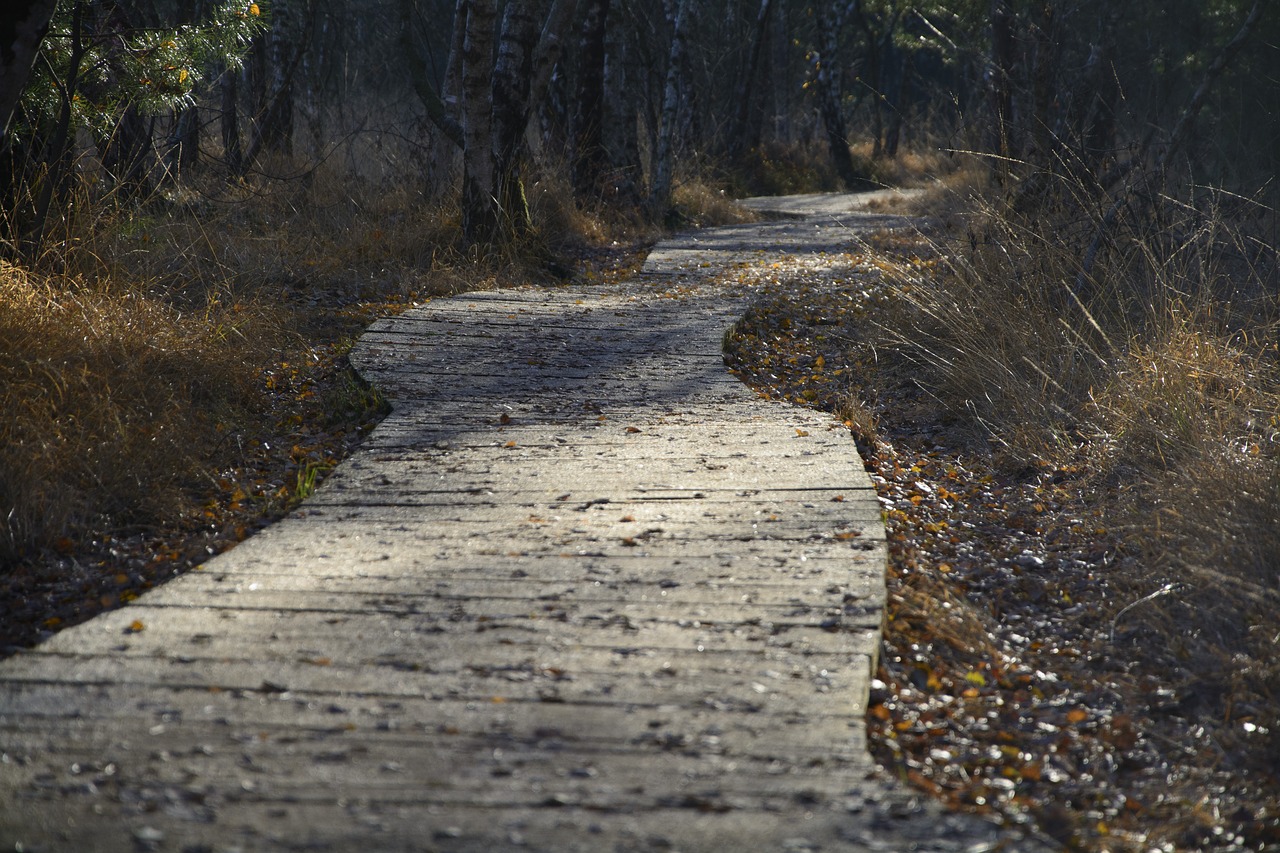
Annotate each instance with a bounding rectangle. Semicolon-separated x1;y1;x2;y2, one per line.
720;236;1280;852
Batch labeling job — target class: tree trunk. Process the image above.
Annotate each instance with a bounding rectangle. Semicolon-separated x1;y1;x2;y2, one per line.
166;106;200;179
602;6;641;207
250;1;297;159
768;0;792;144
1079;41;1118;173
456;0;577;244
401;0;464;149
1029;1;1056;162
988;0;1017;163
18;0;84;259
728;0;773;159
813;4;859;189
460;0;499;243
571;0;610;197
220;64;245;173
649;0;692;219
102;106;156;197
489;0;546;236
0;0;58;150
882;43;908;159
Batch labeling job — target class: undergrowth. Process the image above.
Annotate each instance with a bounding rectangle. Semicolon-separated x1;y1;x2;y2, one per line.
875;172;1280;723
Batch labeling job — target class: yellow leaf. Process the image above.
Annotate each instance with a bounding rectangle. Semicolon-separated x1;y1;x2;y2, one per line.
964;671;986;687
249;3;261;14
795;428;809;437
126;619;146;633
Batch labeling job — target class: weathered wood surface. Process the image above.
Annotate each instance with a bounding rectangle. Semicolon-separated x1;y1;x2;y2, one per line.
1;190;1046;852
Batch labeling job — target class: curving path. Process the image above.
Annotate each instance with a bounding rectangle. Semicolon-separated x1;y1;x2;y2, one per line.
0;191;1042;851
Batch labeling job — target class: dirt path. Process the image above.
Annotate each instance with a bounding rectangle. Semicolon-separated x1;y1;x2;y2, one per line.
0;191;1048;851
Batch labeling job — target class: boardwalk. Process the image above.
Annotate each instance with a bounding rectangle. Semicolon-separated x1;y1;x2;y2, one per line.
1;193;1034;852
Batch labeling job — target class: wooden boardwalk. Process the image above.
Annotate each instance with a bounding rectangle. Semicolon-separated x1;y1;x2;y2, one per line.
0;193;1035;852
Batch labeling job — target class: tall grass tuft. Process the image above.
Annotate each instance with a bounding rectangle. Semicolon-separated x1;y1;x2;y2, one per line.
0;260;279;560
867;161;1280;764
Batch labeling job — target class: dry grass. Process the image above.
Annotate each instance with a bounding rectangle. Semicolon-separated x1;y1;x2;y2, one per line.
847;140;961;191
0;142;616;571
0;260;279;559
671;177;759;226
859;163;1280;831
725;140;840;197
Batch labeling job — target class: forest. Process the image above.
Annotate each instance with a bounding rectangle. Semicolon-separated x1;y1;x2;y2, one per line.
2;1;1278;849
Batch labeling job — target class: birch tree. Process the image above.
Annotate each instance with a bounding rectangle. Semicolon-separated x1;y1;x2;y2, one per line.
422;0;578;244
811;2;860;188
648;0;692;218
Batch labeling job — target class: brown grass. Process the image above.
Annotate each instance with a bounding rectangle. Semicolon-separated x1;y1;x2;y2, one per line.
862;163;1280;819
0;143;616;569
0;260;279;559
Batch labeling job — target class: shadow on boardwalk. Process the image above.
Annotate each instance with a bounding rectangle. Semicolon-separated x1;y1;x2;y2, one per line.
0;191;1054;852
